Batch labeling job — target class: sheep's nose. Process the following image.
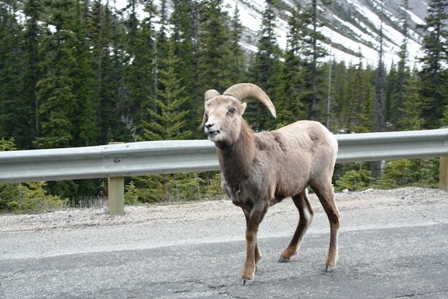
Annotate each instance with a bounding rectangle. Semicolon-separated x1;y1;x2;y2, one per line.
205;123;214;129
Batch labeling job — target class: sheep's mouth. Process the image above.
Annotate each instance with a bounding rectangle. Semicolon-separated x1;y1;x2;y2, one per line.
208;130;220;137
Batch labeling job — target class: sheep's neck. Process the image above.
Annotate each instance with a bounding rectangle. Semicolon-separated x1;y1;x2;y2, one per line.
217;122;255;184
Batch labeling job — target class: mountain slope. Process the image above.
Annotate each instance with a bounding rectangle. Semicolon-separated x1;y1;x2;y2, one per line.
221;0;428;68
115;0;428;67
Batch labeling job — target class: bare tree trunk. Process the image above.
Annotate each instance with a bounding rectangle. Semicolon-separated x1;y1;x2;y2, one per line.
374;0;386;177
311;0;318;120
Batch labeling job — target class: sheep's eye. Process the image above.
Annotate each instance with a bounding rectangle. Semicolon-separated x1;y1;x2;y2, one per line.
228;108;236;114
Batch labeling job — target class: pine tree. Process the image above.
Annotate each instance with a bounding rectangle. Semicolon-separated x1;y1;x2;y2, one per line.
372;1;387;178
229;3;245;83
345;62;374;133
286;1;328;122
247;0;282;131
23;0;44;147
34;0;80;149
309;0;330;121
374;0;386;133
121;0;157;141
276;2;306;126
90;0;125;145
170;0;199;136
73;0;97;147
130;41;193;204
154;0;170;95
158;0;169;47
418;0;448;128
388;0;411;130
140;40;192;141
194;0;240;136
32;0;97;149
322;60;335;129
0;0;30;149
196;0;235;92
170;0;198;94
399;68;424;130
331;61;349;130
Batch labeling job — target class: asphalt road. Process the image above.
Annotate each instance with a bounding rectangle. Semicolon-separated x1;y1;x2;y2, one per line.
1;189;448;299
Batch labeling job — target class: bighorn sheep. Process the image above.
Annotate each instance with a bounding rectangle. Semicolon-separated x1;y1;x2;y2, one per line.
201;83;340;285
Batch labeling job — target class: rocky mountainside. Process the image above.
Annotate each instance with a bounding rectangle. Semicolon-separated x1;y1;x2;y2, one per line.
221;0;429;67
112;0;430;67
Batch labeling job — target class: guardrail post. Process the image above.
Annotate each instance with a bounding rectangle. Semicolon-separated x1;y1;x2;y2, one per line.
439;156;448;191
108;176;125;215
107;142;125;215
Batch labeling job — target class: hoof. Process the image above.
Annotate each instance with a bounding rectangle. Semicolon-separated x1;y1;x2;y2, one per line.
278;256;290;263
242;279;253;286
325;264;336;272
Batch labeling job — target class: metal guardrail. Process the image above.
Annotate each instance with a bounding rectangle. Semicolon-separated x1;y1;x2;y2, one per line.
0;140;218;184
1;128;448;184
1;128;448;215
336;128;448;163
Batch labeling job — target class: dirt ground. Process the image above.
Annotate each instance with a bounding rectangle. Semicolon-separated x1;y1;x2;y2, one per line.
1;187;446;233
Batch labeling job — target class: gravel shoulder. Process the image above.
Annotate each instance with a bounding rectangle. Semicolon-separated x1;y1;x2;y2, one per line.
1;187;447;260
1;187;446;232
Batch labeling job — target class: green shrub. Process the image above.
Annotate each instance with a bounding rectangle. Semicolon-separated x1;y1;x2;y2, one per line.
125;171;222;203
0;181;67;213
0;137;16;151
379;158;438;188
335;162;375;191
0;138;66;213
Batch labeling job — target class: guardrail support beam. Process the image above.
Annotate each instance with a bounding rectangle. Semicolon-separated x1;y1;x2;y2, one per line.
439;156;448;191
108;177;125;215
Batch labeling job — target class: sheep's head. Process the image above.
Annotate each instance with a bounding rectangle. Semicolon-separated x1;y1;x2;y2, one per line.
201;83;276;145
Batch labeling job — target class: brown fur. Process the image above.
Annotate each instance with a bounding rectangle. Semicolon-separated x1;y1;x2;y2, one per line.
203;90;340;285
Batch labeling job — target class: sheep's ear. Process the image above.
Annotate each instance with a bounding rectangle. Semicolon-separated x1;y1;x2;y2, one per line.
240;102;247;115
205;89;220;101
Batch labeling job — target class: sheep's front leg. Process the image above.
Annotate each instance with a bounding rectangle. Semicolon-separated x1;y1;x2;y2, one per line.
241;206;266;285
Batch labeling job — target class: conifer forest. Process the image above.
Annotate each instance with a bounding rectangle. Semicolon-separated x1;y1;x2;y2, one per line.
1;0;448;212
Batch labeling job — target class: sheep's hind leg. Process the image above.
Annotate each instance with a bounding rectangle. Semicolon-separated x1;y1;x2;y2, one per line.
279;191;314;262
311;181;340;271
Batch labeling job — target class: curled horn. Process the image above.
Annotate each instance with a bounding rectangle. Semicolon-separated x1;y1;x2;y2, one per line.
204;89;220;101
223;83;276;118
